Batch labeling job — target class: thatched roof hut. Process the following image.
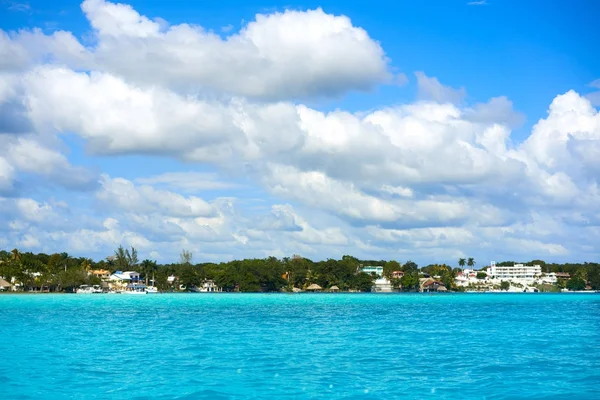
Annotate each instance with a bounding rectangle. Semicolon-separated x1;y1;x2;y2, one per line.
0;278;10;290
306;283;322;291
329;285;340;292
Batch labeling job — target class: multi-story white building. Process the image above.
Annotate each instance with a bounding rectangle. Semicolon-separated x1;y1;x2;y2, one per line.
489;262;541;284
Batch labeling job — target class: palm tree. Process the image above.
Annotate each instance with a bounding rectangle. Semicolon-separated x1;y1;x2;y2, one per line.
114;246;138;270
467;258;475;268
458;258;466;268
11;248;22;262
141;259;157;285
81;259;92;272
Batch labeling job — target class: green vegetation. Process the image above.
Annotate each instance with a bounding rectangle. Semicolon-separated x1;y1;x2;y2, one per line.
566;276;586;291
500;281;510;291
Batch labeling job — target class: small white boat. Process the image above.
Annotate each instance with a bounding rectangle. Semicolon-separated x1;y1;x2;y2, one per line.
121;283;147;294
76;285;103;294
145;286;159;294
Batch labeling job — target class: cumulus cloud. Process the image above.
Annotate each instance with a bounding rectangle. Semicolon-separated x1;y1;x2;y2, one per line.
0;0;598;263
75;0;390;99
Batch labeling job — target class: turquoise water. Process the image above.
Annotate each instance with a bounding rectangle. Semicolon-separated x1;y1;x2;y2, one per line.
1;293;599;399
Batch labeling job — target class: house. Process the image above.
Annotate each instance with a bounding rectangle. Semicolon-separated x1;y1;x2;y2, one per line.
422;280;447;292
89;269;111;280
109;270;141;291
110;271;141;282
391;271;404;279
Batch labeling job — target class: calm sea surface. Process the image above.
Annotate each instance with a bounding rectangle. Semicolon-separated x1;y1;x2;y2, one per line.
1;293;599;399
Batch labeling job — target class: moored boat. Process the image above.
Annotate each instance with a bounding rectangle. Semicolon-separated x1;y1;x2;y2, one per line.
76;284;103;294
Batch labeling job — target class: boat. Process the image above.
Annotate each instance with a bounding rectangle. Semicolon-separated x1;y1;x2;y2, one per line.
76;284;103;294
120;283;160;294
122;283;148;294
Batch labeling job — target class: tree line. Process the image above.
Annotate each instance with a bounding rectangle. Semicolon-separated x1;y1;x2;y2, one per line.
1;248;599;292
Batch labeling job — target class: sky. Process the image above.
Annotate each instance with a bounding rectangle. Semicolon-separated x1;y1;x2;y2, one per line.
0;0;599;265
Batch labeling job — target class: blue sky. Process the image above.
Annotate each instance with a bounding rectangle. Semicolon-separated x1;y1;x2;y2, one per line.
0;0;599;265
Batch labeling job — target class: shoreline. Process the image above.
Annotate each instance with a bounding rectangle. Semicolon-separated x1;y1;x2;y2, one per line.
1;291;598;295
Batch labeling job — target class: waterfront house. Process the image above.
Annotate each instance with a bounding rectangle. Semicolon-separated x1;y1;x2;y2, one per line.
555;272;570;280
109;271;141;291
329;285;340;292
421;280;446;292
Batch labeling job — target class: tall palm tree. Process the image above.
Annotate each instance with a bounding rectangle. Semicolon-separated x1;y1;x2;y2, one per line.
458;258;466;268
467;258;475;268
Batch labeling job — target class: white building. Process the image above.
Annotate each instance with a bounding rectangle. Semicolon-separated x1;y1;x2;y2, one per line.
489;262;541;284
371;277;394;292
198;280;221;292
361;266;384;276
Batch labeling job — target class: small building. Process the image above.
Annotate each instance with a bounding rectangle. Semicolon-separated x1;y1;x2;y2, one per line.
329;285;340;292
555;272;571;280
0;278;11;291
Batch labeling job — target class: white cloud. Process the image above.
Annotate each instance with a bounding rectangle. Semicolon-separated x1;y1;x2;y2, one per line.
465;96;525;128
0;157;15;192
97;175;215;218
77;0;390;99
135;172;241;192
415;71;466;104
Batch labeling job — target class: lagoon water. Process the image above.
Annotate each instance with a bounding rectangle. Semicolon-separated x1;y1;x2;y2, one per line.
1;293;599;399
